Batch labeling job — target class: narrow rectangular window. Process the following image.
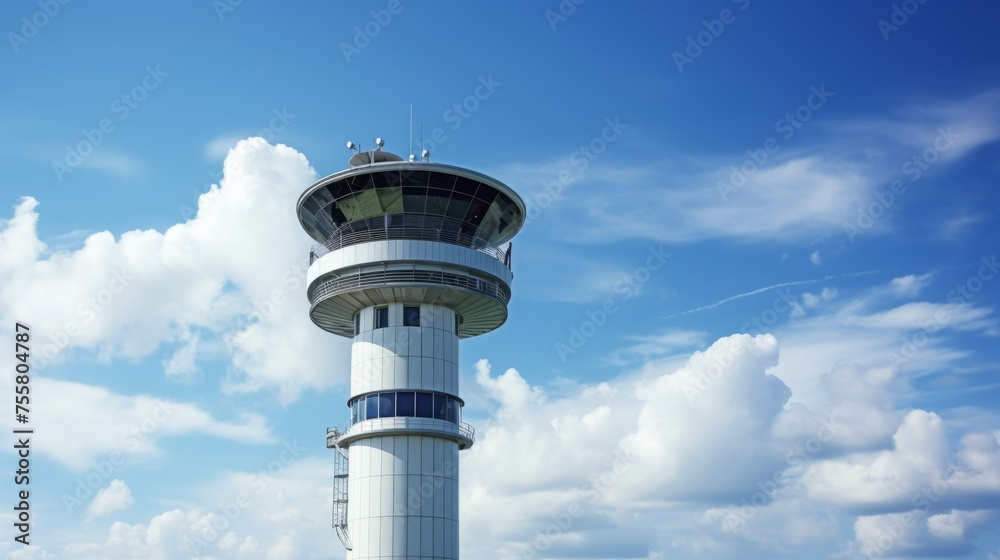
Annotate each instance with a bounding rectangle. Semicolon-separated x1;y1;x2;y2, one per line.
375;307;389;329
396;392;415;416
403;306;420;327
434;395;447;420
354;312;360;335
445;398;456;423
379;392;395;418
454;314;460;334
366;394;378;420
415;393;433;418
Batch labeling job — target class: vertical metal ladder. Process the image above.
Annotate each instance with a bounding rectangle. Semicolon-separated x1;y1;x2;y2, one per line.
328;426;352;551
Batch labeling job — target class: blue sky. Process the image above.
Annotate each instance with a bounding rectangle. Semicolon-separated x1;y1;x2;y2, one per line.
2;1;1000;558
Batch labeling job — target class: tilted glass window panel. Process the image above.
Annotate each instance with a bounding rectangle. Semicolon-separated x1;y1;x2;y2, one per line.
424;192;450;216
326;181;350;202
377;187;404;214
428;171;457;190
453;176;480;196
345;173;373;195
464;201;490;227
446;202;471;221
372;170;402;189
329;205;346;227
399;169;429;187
402;194;428;214
302;195;321;216
475;186;498;204
366;394;378;421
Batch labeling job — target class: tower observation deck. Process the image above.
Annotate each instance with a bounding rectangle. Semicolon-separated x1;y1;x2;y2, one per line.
297;140;525;559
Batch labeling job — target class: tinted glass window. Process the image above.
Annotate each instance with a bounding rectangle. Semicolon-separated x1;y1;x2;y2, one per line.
397;392;415;416
434;395;448;420
453;176;480;196
354;312;360;335
415;393;433;418
379;393;395;418
366;395;378;420
375;307;389;329
446;398;456;423
372;170;401;189
428;172;456;190
399;169;429;187
403;306;420;327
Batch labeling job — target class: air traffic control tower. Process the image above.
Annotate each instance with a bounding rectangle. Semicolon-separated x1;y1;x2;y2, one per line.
296;139;525;559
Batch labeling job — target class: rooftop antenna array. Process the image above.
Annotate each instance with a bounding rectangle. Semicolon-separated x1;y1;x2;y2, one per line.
420;124;430;162
409;105;415;162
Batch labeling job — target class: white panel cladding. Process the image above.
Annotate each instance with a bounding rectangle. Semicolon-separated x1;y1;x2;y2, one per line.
307;239;513;292
350;304;460;399
347;435;460;560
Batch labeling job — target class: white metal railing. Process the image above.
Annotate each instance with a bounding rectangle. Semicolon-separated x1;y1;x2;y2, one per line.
310;268;509;308
459;422;475;442
338;417;475;446
309;214;511;269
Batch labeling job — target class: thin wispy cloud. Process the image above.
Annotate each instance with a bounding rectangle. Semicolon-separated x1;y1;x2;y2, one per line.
662;270;880;319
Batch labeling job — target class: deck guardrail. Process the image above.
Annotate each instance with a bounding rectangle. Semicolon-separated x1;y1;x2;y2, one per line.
310;215;510;269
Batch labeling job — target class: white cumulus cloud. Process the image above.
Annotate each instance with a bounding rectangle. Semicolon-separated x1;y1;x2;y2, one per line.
87;480;134;519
